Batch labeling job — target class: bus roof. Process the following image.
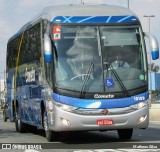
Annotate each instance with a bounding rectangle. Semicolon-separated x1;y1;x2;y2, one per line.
29;4;138;24
9;4;139;42
43;4;137;19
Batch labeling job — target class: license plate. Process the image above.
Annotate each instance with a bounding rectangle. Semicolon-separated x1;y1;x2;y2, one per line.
97;119;114;126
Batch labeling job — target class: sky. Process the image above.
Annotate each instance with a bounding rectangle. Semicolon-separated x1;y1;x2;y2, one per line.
0;0;160;74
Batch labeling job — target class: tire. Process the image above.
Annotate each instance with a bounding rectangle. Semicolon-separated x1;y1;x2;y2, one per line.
15;106;25;133
117;129;133;140
43;110;58;142
3;111;7;122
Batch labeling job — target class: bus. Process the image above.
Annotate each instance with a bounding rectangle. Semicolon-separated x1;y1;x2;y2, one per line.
6;4;159;142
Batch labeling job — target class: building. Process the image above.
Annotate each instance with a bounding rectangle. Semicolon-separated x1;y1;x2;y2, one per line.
0;78;5;92
148;72;160;91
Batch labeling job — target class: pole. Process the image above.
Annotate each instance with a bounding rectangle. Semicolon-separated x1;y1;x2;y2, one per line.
4;69;5;92
143;15;155;103
127;0;129;9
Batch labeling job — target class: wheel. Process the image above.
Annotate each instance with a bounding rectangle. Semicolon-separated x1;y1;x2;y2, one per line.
43;110;58;142
3;111;7;122
117;129;133;140
15;106;25;133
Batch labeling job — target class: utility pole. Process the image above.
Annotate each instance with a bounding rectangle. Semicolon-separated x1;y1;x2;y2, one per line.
127;0;130;9
81;0;84;4
4;69;6;92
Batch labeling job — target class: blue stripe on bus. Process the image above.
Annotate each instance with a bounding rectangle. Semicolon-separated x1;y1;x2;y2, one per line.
52;16;138;23
52;92;149;109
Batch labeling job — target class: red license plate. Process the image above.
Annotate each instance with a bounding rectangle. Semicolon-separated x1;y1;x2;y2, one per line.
97;119;114;126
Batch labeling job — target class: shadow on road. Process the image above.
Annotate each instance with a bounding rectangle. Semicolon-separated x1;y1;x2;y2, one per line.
1;119;160;146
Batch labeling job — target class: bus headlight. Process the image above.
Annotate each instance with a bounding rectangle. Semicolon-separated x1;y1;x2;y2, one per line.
55;102;78;112
60;118;71;126
130;101;149;109
138;115;147;123
137;102;145;109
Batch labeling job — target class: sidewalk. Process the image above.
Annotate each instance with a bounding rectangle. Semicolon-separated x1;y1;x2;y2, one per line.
149;103;160;121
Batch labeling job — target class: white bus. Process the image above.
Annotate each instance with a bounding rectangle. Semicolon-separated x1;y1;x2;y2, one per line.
6;4;159;141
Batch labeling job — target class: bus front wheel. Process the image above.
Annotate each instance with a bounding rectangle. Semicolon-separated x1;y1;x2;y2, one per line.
15;107;25;133
117;129;133;140
43;110;58;142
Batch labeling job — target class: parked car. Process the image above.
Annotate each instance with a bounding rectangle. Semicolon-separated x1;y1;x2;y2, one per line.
2;102;9;122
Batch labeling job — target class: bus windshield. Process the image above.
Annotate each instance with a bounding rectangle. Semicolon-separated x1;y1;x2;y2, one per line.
52;25;147;94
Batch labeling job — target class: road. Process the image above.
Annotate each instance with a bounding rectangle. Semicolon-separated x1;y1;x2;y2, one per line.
0;113;160;151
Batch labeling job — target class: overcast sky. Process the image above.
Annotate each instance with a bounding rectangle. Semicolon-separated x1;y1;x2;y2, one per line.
0;0;160;73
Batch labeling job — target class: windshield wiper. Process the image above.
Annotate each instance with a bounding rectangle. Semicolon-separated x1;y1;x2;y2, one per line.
104;62;130;97
79;62;94;98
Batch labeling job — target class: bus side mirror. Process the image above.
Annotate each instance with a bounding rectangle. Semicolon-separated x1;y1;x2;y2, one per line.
44;34;52;63
144;32;159;60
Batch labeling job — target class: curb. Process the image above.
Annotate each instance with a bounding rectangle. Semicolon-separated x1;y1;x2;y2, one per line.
149;121;160;124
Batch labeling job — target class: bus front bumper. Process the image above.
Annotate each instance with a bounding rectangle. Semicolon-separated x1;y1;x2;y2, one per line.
48;105;149;132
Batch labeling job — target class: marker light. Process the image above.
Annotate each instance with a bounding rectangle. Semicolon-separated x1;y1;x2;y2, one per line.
60;118;71;126
44;33;52;63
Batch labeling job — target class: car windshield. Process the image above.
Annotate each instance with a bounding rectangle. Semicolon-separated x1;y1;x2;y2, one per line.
52;25;147;94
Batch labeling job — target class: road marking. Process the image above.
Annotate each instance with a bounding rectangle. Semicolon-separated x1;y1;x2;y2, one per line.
73;149;160;152
25;150;40;152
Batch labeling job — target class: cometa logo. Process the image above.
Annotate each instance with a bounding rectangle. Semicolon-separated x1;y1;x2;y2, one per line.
94;94;114;99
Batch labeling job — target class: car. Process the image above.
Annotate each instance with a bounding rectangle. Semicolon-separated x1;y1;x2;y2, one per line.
2;102;9;122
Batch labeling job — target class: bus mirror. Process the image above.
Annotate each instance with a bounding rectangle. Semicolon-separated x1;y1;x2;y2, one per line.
44;33;52;63
144;32;159;60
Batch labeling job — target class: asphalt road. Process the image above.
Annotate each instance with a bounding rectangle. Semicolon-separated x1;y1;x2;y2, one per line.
0;113;160;151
